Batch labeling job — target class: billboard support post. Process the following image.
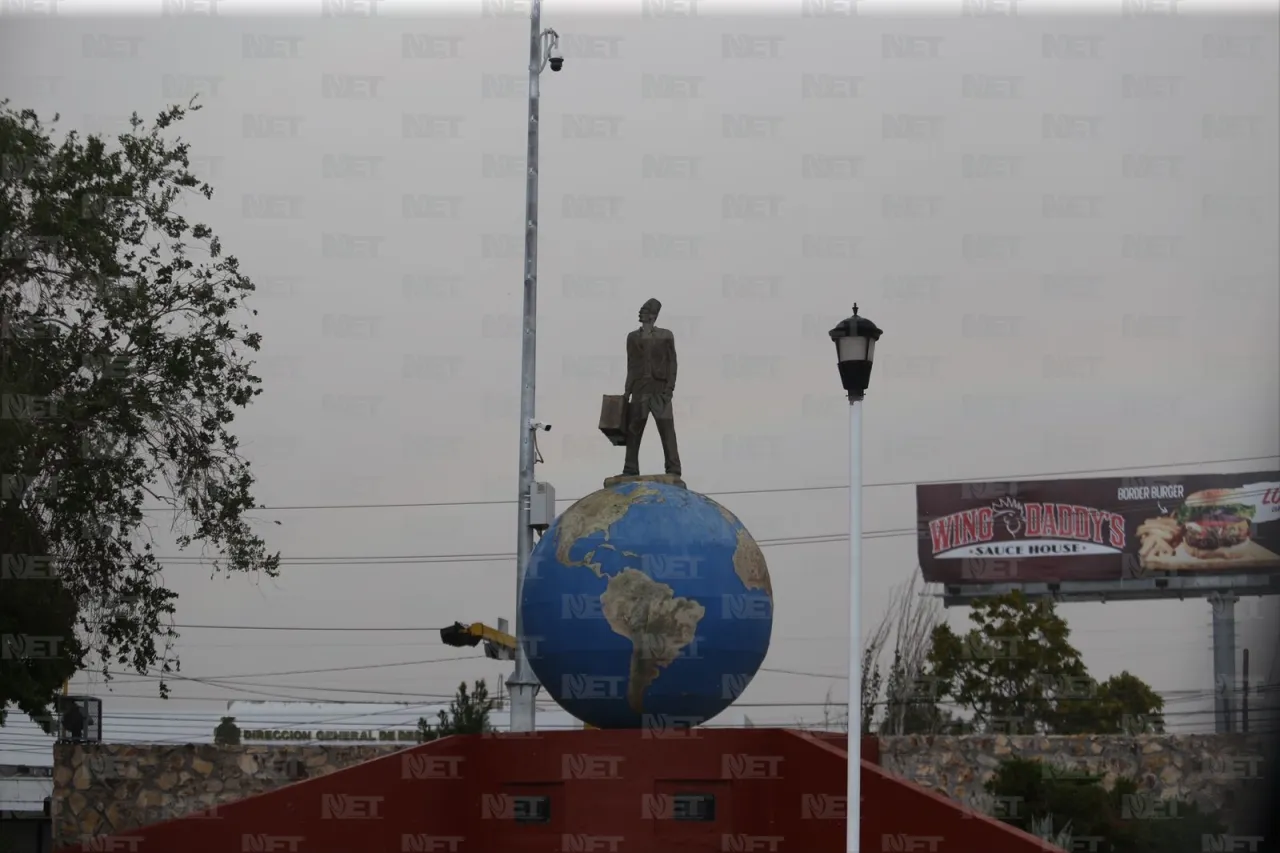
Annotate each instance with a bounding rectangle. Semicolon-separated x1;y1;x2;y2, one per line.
1210;592;1239;733
1242;647;1250;733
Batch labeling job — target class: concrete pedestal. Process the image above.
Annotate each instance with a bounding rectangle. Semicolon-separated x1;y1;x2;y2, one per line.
603;473;686;489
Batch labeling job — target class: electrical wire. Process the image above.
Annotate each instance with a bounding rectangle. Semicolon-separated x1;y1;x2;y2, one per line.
77;620;1232;687
52;643;1209;708
67;664;1278;705
139;624;1208;648
57;632;1250;705
124;621;1209;637
166;624;451;632
142;477;1280;568
7;682;1278;749
4;697;1271;738
91;654;489;685
2;697;1119;732
6;702;1278;751
137;453;1279;513
141;531;905;568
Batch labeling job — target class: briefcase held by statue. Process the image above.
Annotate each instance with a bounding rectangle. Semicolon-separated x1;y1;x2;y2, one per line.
598;394;628;446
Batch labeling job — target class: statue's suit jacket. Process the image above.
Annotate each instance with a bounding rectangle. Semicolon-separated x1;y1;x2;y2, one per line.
625;326;677;397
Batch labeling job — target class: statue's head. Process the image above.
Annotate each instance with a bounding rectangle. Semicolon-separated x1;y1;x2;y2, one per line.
639;298;662;324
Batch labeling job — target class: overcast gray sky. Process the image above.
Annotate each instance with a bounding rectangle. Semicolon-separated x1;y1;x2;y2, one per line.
1;3;1277;743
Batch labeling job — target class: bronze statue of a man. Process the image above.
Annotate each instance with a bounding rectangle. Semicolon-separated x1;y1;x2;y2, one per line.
622;298;681;477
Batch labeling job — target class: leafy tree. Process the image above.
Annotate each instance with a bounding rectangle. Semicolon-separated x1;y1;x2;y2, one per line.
1;100;278;730
0;509;80;730
927;591;1088;733
1056;670;1165;735
213;716;240;745
418;680;494;742
925;592;1166;734
986;756;1226;853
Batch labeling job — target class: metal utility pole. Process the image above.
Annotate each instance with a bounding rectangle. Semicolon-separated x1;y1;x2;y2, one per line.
1210;592;1239;733
508;1;562;735
1242;647;1250;733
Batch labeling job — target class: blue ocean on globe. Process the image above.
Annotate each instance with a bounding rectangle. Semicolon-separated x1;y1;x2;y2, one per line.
520;480;773;729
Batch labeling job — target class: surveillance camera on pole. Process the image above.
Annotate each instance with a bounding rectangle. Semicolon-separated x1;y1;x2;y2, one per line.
510;3;567;736
539;27;562;75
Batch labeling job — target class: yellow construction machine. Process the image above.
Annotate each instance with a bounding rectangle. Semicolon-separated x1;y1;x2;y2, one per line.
439;619;517;660
439;619;598;729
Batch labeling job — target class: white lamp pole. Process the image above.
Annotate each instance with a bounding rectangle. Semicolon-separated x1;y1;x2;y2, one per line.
829;305;882;853
509;1;564;734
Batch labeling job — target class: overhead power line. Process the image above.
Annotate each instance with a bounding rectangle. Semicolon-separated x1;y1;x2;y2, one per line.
100;666;845;692
139;454;1278;513
8;689;1274;722
102;654;487;684
88;658;1277;703
168;624;450;632
151;528;908;567
5;694;1266;739
155;625;1192;642
144;455;1279;568
154;484;1280;568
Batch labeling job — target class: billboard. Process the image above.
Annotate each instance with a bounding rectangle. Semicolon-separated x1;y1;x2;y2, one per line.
916;472;1280;585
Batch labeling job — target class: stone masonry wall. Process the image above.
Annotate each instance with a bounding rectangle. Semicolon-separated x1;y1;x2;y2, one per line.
879;734;1265;825
54;735;1266;846
52;743;401;848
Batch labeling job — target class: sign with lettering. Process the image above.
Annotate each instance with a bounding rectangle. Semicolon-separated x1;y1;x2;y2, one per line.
917;471;1280;584
240;728;421;742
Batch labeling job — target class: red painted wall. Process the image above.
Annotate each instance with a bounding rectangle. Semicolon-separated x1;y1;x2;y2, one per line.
56;729;1057;853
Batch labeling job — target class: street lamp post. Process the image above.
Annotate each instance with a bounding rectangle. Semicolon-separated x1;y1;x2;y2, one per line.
828;304;883;853
509;2;563;735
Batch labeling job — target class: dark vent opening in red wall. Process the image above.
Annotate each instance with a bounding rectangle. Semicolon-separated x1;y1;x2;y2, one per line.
671;794;716;822
511;795;550;824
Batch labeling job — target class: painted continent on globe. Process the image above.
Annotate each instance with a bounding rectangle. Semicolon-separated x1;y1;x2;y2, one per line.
520;481;773;729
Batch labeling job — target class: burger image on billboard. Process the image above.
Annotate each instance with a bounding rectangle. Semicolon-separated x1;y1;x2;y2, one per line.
1177;488;1256;559
1135;483;1278;571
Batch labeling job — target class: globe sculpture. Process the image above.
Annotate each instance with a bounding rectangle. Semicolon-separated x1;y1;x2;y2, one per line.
520;480;773;729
